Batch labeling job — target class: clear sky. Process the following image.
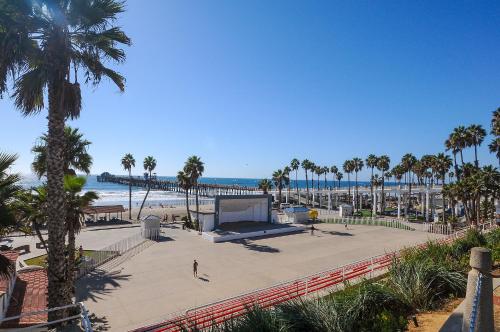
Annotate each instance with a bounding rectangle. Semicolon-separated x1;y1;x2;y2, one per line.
1;0;499;180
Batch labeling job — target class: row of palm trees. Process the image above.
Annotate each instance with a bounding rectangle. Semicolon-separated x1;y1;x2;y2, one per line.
1;0;131;317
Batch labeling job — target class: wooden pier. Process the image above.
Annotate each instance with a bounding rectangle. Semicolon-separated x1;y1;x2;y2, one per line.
97;173;260;197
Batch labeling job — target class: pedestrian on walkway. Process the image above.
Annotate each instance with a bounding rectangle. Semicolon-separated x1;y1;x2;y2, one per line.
193;259;198;278
310;225;316;235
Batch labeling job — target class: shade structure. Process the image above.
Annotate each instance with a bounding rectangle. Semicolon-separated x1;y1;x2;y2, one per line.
141;215;161;240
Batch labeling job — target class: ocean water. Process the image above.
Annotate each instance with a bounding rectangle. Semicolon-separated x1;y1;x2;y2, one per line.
20;174;392;206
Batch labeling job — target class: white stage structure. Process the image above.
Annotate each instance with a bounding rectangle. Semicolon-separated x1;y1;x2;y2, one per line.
214;195;272;228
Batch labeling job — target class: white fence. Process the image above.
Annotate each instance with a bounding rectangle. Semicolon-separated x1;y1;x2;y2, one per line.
323;216;415;231
77;233;147;277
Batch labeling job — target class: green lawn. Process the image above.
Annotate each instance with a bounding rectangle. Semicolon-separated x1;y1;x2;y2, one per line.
24;250;115;268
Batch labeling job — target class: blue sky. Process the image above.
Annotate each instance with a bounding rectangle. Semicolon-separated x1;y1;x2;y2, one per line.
1;0;499;180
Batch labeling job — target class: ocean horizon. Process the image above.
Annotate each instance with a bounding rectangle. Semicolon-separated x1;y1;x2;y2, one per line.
20;174;396;206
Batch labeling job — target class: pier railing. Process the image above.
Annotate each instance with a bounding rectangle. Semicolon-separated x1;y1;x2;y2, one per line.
323;216;415;231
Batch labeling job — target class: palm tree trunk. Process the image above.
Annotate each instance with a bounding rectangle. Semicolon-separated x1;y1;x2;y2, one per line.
46;80;71;318
453;152;459;180
305;171;309;205
137;178;151;220
460;150;464;166
185;189;191;222
347;173;351;197
474;144;479;168
295;170;299;204
381;172;385;214
67;217;76;300
355;172;358;211
370;167;374;216
195;182;200;231
128;169;132;220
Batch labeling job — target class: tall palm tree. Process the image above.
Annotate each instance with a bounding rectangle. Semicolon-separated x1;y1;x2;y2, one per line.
177;170;192;222
376;155;390;214
283;166;292;201
258;179;273;194
272;169;285;204
184;156;204;224
445;138;461;181
0;0;131;312
0;153;21;278
32;127;92;178
63;175;98;298
352;158;363;210
322;166;329;189
301;159;311;205
121;153;135;219
309;162;316;191
336;172;343;189
137;156;157;220
365;155;378;207
315;166;322;191
466;124;486;168
435;153;452;222
401;153;417;215
450;126;469;165
343;160;355;198
330;166;338;189
290;159;300;200
491;107;500;136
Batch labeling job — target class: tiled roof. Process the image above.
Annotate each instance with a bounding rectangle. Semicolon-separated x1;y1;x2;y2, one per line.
0;250;19;263
0;250;18;293
1;267;48;328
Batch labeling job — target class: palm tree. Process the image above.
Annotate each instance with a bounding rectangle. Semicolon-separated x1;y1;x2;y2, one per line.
445;138;461;181
450;126;469;165
290;159;300;201
121;153;135;220
137;156;157;220
301;159;311;205
0;153;21;278
491;107;500;136
322;166;329;189
435;153;452;222
63;175;98;298
343;160;355;198
177;170;192;222
336;172;343;189
376;156;390;214
258;179;273;194
330;166;338;189
489;138;500;166
352;158;364;210
466;124;486;168
272;169;285;204
184;156;204;224
309;162;316;191
315;166;322;191
32;127;92;178
0;0;130;312
365;155;378;207
283;166;292;202
401;154;417;215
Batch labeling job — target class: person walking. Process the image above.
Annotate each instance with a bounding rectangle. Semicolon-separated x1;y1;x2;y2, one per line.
310;225;316;236
193;259;198;278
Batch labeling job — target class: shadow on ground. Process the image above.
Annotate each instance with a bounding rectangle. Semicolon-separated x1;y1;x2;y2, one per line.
232;239;281;253
320;230;353;237
76;269;131;303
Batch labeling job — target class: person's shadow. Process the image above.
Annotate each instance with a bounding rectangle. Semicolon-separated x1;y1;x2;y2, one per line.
198;273;210;282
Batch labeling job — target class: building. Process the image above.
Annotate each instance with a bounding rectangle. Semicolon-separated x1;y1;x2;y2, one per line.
283;206;310;223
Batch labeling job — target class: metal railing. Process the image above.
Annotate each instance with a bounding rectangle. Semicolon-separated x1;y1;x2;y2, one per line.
323;216;415;231
77;232;147;277
0;302;92;331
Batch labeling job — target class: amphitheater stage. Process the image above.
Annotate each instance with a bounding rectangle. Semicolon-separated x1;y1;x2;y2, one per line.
202;221;306;243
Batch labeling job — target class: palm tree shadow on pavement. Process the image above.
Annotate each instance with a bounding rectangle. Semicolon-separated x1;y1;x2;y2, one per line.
232;239;281;253
76;269;131;303
319;230;353;237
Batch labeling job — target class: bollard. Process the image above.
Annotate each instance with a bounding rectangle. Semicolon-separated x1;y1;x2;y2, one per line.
461;247;494;332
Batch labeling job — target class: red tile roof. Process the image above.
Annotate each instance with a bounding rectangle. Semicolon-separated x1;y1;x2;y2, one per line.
0;250;18;293
1;267;48;328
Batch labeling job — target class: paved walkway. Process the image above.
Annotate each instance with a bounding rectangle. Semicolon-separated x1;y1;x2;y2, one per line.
76;223;442;331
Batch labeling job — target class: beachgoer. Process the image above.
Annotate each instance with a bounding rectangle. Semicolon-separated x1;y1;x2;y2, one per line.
310;225;315;235
79;245;84;258
344;222;348;229
193;259;198;277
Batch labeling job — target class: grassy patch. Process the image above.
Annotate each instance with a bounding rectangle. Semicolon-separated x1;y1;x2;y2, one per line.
24;250;115;268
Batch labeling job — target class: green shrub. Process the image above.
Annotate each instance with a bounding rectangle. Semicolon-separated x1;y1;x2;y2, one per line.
387;258;466;310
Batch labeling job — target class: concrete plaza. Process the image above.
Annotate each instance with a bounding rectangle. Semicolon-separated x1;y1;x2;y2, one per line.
75;223;443;331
